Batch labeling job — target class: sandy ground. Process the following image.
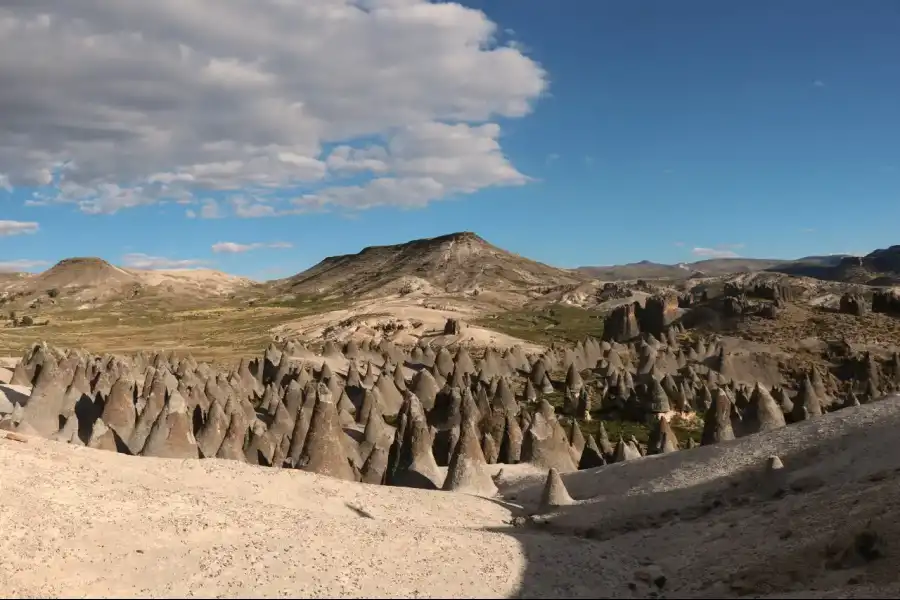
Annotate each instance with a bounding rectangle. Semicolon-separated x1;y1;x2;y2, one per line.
4;396;900;597
275;297;545;352
0;434;568;599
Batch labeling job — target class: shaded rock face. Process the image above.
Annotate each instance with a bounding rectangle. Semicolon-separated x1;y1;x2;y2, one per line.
443;318;466;335
638;293;680;337
872;289;900;315
603;302;641;343
722;296;746;318
839;293;867;316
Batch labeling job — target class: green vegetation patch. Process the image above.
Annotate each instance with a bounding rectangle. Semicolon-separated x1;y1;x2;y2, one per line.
475;304;605;345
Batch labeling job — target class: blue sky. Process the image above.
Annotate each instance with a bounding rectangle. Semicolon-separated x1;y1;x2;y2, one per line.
1;0;898;279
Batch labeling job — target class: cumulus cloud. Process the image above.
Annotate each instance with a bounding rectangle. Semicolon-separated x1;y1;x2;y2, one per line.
0;2;547;214
121;253;206;269
211;241;293;254
0;220;39;236
0;259;48;272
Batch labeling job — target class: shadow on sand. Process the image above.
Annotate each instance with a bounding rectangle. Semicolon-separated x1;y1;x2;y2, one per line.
488;406;900;598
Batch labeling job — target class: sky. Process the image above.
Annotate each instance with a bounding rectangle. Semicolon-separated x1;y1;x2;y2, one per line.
1;0;899;279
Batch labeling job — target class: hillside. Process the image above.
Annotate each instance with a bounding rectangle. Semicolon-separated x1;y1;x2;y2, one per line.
281;231;587;298
0;257;254;309
769;248;899;284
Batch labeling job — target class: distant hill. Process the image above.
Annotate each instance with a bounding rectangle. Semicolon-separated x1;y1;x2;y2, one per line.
767;248;900;285
280;231;587;297
576;258;789;281
576;254;863;282
0;257;253;307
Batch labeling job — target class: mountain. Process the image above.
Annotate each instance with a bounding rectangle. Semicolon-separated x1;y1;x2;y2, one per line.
0;257;254;308
576;258;789;281
576;254;866;282
281;231;586;297
767;247;900;285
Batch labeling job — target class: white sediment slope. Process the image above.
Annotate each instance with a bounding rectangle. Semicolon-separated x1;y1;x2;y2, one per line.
4;398;900;598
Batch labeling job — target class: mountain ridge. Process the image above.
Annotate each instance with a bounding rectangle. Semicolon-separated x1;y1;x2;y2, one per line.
577;254;852;281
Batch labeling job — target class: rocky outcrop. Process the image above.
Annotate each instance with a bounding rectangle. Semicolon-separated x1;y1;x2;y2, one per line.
638;293;680;337
603;302;641;343
443;318;466;335
839;293;867;316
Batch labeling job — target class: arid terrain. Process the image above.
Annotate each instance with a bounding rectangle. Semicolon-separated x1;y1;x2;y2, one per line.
3;231;900;598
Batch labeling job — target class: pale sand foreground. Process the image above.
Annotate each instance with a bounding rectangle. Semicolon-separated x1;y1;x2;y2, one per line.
5;400;900;597
0;436;616;599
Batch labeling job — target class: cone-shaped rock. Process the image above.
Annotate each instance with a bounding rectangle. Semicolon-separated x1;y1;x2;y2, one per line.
520;411;577;473
434;348;455;378
389;393;444;489
443;415;497;496
100;377;137;444
87;418;119;452
453;346;476;376
374;373;404;417
701;389;735;445
578;434;606;469
539;468;575;512
564;363;583;393
141;392;199;459
287;392;316;467
746;383;786;433
410;369;440;412
791;376;823;422
296;383;355;481
197;400;230;458
647;377;671;413
648;416;679;454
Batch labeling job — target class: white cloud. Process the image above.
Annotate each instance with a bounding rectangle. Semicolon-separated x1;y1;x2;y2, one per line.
211;241;293;254
121;253;206;269
813;79;825;87
0;2;547;214
186;198;224;219
0;259;48;272
545;153;560;165
0;220;39;236
692;246;741;259
303;122;529;210
0;174;11;192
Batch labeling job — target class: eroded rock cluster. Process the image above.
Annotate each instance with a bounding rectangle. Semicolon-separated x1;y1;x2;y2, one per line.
3;328;899;490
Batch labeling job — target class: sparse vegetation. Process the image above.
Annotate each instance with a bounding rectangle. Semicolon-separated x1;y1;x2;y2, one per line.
0;304;311;363
540;385;704;447
475;304;605;345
